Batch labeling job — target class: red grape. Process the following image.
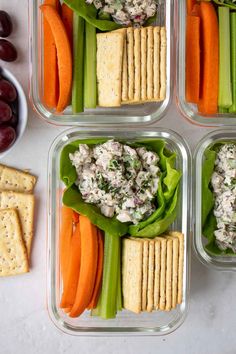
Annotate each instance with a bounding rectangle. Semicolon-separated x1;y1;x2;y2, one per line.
0;11;12;38
0;79;17;102
0;100;12;123
0;126;16;152
8;113;18;127
0;39;17;62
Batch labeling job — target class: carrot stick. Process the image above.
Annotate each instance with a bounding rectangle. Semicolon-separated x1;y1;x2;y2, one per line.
187;0;197;14
61;3;73;50
60;222;81;309
40;4;72;113
87;229;104;310
185;15;200;104
198;2;219;115
70;215;98;317
59;205;73;287
42;0;60;108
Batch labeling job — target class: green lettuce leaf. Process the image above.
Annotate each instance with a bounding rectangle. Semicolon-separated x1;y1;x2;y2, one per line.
163;159;182;201
132;186;179;237
60;138;181;238
63;0;122;31
201;148;216;226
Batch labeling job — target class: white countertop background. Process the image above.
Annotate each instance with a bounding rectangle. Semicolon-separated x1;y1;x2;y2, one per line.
0;1;235;353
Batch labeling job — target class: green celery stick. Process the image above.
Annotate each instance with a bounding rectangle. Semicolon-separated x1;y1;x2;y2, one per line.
84;21;97;109
218;106;228;113
100;233;120;319
72;14;85;113
218;7;233;108
229;13;236;112
116;239;122;312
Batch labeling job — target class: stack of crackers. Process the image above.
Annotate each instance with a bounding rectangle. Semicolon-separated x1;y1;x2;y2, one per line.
0;164;36;277
122;232;184;314
97;26;167;107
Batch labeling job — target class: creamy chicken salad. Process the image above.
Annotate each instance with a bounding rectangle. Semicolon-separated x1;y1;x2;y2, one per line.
211;144;236;252
69;140;160;224
86;0;158;26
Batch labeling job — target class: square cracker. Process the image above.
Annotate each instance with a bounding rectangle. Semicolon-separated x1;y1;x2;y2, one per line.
147;240;155;312
165;238;173;311
0;164;36;193
141;27;147;101
153;26;160;100
160;27;167;100
134;28;141;102
169;231;184;305
155;237;167;310
0;191;35;257
154;239;161;309
147;26;154;100
127;27;134;100
97;32;124;107
0;209;29;276
122;238;143;314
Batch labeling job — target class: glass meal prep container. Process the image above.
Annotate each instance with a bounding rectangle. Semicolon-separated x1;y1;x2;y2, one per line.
194;129;236;271
176;1;236;127
29;0;173;126
47;127;191;335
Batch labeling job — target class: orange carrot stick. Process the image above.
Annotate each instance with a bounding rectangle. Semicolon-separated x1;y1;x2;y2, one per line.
43;0;60;108
60;222;81;309
70;216;98;318
198;2;219;115
40;4;72;113
187;0;197;14
87;229;104;309
59;205;73;287
186;15;200;104
61;3;73;50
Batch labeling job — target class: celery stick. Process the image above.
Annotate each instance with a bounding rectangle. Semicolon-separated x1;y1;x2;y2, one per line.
229;13;236;112
218;7;232;108
218;106;228;113
72;14;85;113
84;22;97;109
100;233;120;319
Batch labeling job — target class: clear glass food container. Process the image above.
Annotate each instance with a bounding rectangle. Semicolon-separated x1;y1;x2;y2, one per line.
47;127;191;335
194;129;236;271
29;0;173;126
176;1;236;127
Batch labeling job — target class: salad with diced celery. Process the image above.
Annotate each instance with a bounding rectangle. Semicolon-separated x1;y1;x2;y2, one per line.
69;140;160;224
202;142;236;255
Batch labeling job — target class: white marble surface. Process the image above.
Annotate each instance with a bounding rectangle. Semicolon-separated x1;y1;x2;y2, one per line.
0;1;236;353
